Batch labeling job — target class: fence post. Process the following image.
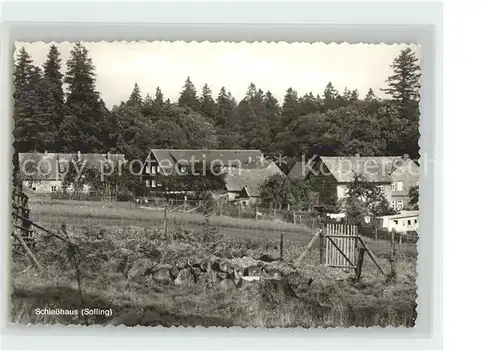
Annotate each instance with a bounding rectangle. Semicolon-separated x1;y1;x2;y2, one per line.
355;247;366;282
255;205;258;220
374;227;378;242
280;233;284;261
389;230;397;277
319;229;324;265
163;206;168;239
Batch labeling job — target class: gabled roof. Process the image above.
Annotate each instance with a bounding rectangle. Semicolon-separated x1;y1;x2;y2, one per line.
318;156;408;183
18;152;126;181
288;161;311;180
150;149;265;174
225;162;284;197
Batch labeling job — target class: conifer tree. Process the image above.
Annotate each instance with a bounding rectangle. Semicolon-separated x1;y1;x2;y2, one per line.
61;42;106;152
199;83;217;122
42;45;65;150
381;48;421;120
127;82;143;108
178;76;200;111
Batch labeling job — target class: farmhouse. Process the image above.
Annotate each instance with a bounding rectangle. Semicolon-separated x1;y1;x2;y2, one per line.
294;154;419;209
17;151;126;194
224;162;284;203
141;149;282;200
375;210;419;233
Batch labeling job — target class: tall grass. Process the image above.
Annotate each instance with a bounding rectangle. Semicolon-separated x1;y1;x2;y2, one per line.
11;223;417;327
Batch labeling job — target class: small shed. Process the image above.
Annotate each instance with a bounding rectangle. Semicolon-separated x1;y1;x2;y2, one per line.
375;210;419;233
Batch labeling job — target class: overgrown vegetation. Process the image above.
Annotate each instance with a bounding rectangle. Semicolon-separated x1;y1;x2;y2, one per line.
12;222;417;327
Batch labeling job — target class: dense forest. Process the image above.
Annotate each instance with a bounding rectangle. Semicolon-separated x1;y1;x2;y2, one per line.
13;43;421;169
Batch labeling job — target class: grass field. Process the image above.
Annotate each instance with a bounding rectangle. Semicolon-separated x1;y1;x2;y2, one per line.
11;198;418;327
29;198;313;242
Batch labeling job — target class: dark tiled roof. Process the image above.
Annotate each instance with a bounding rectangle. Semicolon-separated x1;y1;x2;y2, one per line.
224;162;284;197
18;152;126;181
151;149;265;173
318;156;410;183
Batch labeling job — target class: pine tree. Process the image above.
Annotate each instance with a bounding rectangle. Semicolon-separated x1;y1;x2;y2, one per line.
215;87;241;148
238;83;270;149
323;82;340;111
199;83;217;122
152;86;165;114
42;45;65;151
264;90;281;141
178;76;200;111
381;48;421;120
381;48;421;157
62;42;106;153
127;83;143;107
365;88;377;101
13;48;53;152
300;92;321;115
281;87;302;126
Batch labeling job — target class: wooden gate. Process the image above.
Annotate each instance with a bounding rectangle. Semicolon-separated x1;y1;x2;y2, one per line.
322;223;358;269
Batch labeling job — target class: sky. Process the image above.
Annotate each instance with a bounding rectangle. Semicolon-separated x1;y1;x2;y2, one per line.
16;41;420;108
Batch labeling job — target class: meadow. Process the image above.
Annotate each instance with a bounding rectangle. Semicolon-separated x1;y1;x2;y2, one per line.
11;199;418;327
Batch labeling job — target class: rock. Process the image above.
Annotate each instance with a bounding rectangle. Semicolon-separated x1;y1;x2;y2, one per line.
295;282;310;295
258;253;279;262
192;267;202;282
219;279;236;290
213;259;230;272
176;258;187;269
232;264;244;279
244;265;262;277
126;258;152;279
286;271;302;287
152;265;172;284
200;259;210;272
170;266;179;278
174;268;194;285
265;267;282;278
216;272;228;280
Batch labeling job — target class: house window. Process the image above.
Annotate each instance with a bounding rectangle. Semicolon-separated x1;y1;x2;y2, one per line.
32;187;37;191
397;200;404;210
414;219;418;224
378;185;385;194
157;181;162;188
394;220;398;225
151;165;156;174
408;220;411;226
391;182;396;191
51;186;57;192
391;200;396;209
145;179;150;187
396;181;404;191
151;179;156;188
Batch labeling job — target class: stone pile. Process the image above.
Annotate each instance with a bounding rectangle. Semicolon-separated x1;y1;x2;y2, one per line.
123;255;322;298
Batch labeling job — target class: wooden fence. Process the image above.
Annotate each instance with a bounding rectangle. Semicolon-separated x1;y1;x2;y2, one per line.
323;223;358;268
12;191;33;248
